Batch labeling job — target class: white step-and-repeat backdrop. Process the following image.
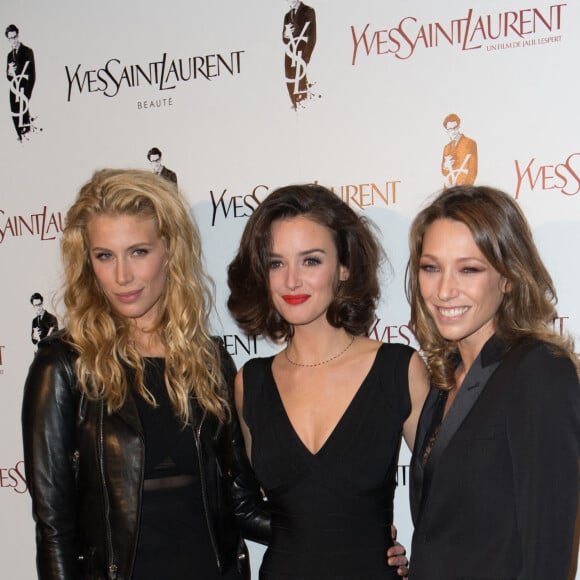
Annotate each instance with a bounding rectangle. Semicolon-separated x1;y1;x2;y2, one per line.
1;1;578;576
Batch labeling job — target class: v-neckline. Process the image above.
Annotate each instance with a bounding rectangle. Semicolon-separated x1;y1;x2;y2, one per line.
268;345;384;457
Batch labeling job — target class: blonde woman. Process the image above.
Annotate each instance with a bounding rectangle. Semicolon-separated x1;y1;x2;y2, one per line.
22;169;267;580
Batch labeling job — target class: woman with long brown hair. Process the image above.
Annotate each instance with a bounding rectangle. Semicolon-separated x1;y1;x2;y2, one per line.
406;185;580;579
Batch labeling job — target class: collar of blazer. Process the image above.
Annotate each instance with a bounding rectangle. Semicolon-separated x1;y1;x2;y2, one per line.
411;334;505;520
426;338;502;467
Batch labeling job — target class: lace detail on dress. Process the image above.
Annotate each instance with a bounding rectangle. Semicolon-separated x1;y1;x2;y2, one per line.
422;423;440;465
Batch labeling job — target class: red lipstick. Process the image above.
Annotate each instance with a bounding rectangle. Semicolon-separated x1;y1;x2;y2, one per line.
282;294;310;305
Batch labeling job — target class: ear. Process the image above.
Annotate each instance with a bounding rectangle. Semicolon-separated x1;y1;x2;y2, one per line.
339;265;349;282
500;277;511;293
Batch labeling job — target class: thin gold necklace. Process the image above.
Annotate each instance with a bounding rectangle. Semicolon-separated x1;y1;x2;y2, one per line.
284;335;355;368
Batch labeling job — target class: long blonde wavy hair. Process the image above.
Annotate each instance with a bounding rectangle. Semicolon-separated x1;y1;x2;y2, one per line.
61;168;229;423
406;185;578;391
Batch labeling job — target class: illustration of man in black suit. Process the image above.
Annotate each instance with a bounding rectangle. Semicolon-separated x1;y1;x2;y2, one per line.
30;293;58;350
283;1;316;109
147;147;178;186
5;24;35;141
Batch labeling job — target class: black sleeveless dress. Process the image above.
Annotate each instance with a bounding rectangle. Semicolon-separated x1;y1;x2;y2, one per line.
243;344;413;579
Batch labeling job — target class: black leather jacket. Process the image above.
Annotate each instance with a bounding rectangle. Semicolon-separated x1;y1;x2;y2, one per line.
22;332;270;580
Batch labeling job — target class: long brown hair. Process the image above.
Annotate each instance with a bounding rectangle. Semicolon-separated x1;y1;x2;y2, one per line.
406;185;578;390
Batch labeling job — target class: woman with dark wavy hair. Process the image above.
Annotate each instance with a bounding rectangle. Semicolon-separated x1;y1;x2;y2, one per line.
22;169;267;580
228;183;428;579
406;185;580;579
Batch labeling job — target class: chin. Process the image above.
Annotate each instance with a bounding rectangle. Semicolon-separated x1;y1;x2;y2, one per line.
433;325;465;343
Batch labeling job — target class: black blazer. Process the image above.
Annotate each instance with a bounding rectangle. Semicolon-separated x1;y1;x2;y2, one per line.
410;336;580;579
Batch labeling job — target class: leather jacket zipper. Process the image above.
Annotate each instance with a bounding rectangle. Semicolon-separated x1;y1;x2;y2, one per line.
194;410;222;571
128;430;145;577
98;401;118;579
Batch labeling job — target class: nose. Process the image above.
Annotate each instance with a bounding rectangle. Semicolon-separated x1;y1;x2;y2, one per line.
285;264;301;290
437;269;459;301
115;258;133;286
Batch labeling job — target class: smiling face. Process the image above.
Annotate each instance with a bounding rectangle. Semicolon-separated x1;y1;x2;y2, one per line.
87;214;168;332
418;218;508;357
268;216;349;330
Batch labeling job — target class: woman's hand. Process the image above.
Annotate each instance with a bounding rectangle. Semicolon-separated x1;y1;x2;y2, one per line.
387;525;409;578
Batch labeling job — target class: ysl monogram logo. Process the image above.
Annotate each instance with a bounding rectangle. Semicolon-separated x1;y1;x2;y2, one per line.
9;59;31;131
285;21;311;98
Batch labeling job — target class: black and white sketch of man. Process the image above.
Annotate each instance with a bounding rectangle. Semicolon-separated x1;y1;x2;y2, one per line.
30;293;58;350
147;147;178;186
5;24;36;141
283;1;316;109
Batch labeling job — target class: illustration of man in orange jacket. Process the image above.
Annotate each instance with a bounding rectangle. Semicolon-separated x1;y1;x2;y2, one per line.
441;113;478;187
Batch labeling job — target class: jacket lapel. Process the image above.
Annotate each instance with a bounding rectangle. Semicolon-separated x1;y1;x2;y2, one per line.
425;355;499;469
414;336;505;523
116;391;144;435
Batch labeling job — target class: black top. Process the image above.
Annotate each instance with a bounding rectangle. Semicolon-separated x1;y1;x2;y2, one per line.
132;358;241;580
243;344;414;579
133;358;197;480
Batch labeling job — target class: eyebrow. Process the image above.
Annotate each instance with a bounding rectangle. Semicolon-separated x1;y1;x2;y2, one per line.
90;242;154;252
420;254;487;263
269;248;327;257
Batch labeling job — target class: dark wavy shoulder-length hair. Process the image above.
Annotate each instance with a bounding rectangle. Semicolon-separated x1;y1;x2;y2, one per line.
405;184;578;390
227;183;385;341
